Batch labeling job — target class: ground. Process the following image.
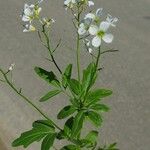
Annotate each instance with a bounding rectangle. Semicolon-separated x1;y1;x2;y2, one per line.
0;0;150;150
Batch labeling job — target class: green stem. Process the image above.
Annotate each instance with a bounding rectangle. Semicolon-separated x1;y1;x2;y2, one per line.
0;69;61;131
76;5;81;82
42;27;62;74
95;46;101;70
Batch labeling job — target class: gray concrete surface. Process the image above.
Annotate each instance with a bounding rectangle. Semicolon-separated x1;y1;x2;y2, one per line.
0;0;150;150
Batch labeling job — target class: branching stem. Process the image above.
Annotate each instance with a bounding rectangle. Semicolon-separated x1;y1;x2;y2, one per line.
0;68;62;131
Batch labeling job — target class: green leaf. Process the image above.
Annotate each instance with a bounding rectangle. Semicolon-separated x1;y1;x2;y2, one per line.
63;117;74;137
71;111;85;138
85;130;98;146
41;133;56;150
82;63;96;93
86;89;113;106
57;105;76;119
56;117;74;140
90;104;110;112
40;90;61;102
34;67;60;87
60;144;80;150
12;120;55;148
62;64;72;88
87;111;102;127
68;79;81;95
32;120;55;132
108;142;118;150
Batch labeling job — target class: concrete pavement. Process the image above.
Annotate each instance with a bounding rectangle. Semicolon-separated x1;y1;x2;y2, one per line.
0;0;150;149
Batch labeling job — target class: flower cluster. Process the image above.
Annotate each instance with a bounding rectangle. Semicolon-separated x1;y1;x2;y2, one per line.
78;8;118;52
64;0;94;9
21;0;55;32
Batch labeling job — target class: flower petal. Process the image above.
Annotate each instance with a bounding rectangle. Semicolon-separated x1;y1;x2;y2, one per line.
92;36;101;47
22;15;30;22
96;8;103;17
89;25;98;35
99;21;110;32
88;1;94;7
102;33;114;43
84;13;95;20
78;23;86;35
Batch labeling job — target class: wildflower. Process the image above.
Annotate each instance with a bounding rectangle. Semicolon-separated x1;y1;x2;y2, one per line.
78;23;87;35
88;1;94;7
23;24;36;32
106;14;118;27
22;3;42;23
64;0;76;8
84;8;103;23
64;0;94;9
8;63;15;71
78;18;92;35
89;22;113;47
22;4;35;22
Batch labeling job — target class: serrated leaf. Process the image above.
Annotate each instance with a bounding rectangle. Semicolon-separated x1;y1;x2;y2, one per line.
87;111;102;127
57;105;76;119
68;79;81;95
12;120;55;148
34;67;60;87
86;89;112;106
71;111;85;138
40;90;61;102
90;104;110;112
62;64;72;88
60;144;80;150
41;133;56;150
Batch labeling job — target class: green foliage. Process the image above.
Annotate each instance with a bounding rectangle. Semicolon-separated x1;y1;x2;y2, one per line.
82;63;97;94
40;90;61;102
90;104;110;112
81;130;98;148
34;67;60;87
87;111;103;127
71;111;85;139
85;89;112;106
60;144;80;150
68;79;82;95
41;133;56;150
57;105;76;119
12;120;56;149
62;64;73;88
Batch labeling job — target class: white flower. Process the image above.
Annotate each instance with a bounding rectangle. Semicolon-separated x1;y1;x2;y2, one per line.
78;17;92;35
22;4;35;22
87;1;94;7
78;23;87;35
8;63;15;71
64;0;94;8
106;14;118;27
89;22;114;47
64;0;76;8
84;8;103;22
22;3;42;23
23;24;36;32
